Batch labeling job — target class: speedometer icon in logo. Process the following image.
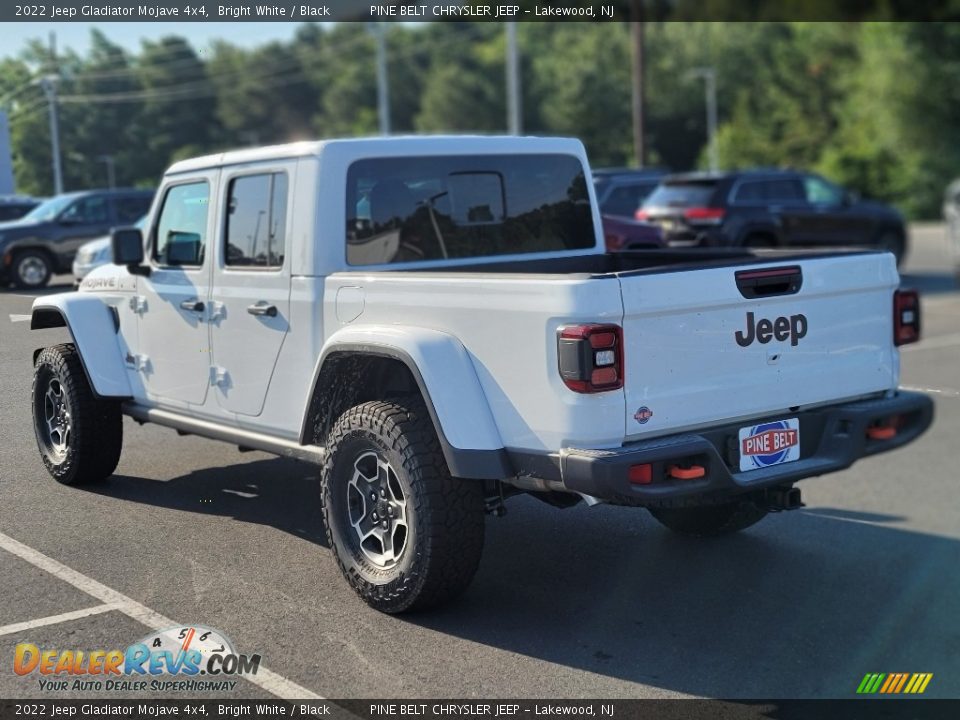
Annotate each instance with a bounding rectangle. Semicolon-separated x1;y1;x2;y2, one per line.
138;625;235;663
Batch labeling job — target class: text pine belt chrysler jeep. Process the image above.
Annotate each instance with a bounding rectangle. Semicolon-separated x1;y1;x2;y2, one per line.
29;137;933;613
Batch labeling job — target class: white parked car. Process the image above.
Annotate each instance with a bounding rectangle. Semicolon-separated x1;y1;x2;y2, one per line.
29;137;933;613
72;216;146;285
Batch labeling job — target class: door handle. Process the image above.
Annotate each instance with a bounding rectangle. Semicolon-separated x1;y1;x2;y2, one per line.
180;299;205;312
247;302;278;317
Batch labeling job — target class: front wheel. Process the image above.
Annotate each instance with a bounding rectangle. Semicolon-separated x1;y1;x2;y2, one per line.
12;250;53;289
32;344;123;485
649;498;768;537
321;398;485;613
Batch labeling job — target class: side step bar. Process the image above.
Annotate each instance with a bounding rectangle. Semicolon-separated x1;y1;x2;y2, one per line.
122;403;325;464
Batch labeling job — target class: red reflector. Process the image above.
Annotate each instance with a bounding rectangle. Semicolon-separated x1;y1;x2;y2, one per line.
683;207;725;221
589;331;616;349
629;464;653;485
867;426;897;440
634;209;649;221
591;367;618;385
667;465;706;480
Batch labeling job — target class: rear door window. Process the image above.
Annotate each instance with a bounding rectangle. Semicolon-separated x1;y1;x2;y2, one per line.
732;179;805;204
346;154;595;266
225;172;288;268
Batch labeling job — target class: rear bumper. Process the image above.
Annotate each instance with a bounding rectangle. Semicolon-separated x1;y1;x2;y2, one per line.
524;391;933;505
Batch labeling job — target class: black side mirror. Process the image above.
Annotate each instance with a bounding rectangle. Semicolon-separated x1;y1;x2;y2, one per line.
111;227;150;276
844;190;861;206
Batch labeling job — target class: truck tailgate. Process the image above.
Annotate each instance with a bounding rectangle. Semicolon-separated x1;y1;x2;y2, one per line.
619;253;899;441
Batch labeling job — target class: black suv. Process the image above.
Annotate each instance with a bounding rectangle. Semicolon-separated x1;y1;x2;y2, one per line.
637;170;908;265
593;167;668;218
0;188;153;289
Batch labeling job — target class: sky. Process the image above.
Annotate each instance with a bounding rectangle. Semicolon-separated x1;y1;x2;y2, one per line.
1;22;309;59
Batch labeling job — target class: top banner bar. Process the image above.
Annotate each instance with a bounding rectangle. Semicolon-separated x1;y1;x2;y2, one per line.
2;0;959;23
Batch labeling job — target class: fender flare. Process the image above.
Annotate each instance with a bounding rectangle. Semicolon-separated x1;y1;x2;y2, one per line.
31;293;132;398
303;325;512;480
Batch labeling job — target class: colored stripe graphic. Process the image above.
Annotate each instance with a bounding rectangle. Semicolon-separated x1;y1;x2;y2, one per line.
857;673;933;694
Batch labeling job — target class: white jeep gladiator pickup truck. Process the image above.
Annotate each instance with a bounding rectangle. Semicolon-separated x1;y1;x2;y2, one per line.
29;136;933;613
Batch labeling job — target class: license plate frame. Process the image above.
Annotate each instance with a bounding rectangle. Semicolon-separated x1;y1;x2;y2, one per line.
738;418;801;472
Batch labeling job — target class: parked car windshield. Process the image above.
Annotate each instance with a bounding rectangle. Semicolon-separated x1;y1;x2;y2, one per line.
346;154;595;265
643;180;717;208
18;194;79;223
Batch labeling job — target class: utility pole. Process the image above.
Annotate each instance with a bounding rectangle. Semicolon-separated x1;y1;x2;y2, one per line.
630;0;646;167
505;22;522;135
39;32;63;194
689;67;718;172
98;154;116;189
372;23;391;135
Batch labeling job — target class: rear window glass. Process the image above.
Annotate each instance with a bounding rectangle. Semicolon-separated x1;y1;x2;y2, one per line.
346;154;595;266
644;181;717;208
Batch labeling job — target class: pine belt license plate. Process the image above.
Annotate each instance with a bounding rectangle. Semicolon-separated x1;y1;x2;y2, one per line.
738;418;800;472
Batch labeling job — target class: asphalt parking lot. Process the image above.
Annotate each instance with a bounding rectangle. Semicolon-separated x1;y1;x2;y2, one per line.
1;226;958;700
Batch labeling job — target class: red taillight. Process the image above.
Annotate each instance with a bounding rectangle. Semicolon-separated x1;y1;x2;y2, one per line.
634;209;650;221
558;323;624;393
683;207;726;223
894;289;920;346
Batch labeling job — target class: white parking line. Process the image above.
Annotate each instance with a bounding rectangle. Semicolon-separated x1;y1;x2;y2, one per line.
0;530;322;700
0;604;115;637
9;314;31;323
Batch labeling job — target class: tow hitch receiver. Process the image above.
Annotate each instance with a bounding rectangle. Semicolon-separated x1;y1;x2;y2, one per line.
764;486;804;512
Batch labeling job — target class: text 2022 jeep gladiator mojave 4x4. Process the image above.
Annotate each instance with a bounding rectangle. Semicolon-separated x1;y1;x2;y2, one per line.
29;136;933;612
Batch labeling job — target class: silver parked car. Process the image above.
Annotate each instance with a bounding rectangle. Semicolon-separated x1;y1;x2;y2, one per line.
73;215;145;285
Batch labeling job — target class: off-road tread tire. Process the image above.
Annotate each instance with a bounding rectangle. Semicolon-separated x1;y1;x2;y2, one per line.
33;344;123;485
321;397;484;614
649;498;768;537
12;249;53;289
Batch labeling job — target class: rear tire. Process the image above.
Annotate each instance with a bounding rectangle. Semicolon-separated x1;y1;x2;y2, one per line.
649;499;768;537
321;397;485;613
12;250;53;289
32;344;123;485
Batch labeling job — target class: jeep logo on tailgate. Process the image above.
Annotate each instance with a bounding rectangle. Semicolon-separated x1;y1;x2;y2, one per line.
735;312;808;347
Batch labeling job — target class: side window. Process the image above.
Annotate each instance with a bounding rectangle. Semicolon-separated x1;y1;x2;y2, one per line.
225;173;288;268
153;182;209;267
733;181;765;204
804;176;844;206
115;196;151;224
61;196;109;225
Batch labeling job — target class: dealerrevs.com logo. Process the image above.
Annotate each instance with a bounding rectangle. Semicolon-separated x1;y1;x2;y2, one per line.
14;625;260;693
